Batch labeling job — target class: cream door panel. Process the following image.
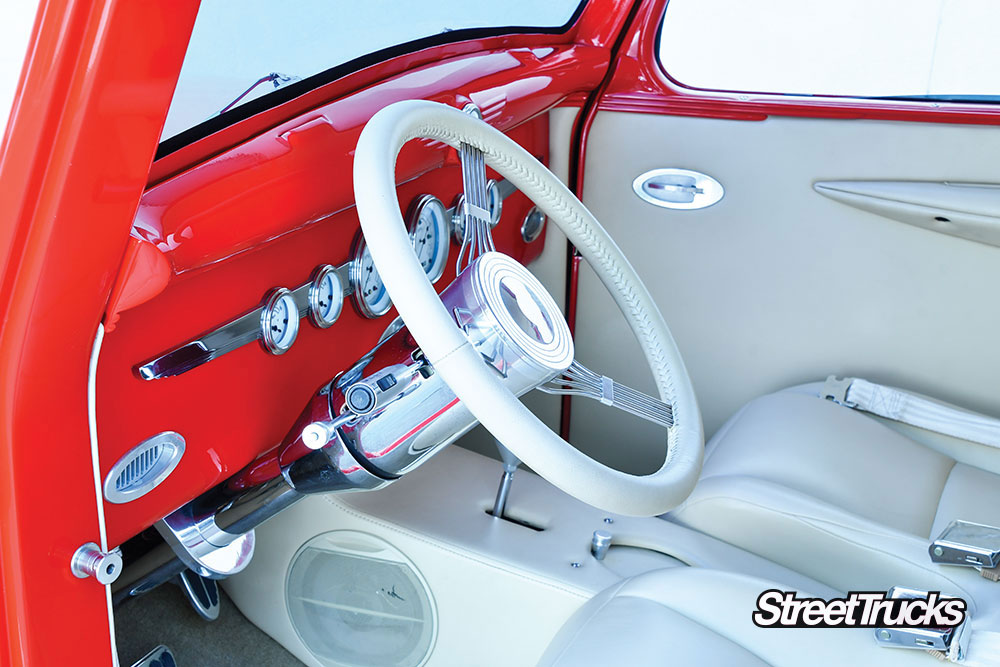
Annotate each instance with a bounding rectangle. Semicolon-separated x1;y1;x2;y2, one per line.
571;111;1000;473
815;180;1000;248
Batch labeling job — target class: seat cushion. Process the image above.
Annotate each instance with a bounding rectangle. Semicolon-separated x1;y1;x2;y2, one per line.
671;387;1000;618
697;391;954;536
540;568;928;667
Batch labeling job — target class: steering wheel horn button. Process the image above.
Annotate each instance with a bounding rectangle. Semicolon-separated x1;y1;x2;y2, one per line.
445;252;572;380
499;275;554;345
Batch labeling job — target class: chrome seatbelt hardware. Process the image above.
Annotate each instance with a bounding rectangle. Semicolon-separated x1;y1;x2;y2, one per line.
821;375;1000;449
820;375;856;407
931;520;1000;570
874;587;967;660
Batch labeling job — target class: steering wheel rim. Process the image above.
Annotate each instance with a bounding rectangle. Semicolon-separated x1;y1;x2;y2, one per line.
354;100;703;516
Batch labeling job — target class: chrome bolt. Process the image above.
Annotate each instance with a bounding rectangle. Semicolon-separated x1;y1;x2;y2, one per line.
603;517;614;524
570;561;582;569
933;546;944;557
878;630;891;641
71;542;123;585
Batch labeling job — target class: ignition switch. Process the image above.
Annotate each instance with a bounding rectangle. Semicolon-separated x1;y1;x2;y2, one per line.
344;363;423;416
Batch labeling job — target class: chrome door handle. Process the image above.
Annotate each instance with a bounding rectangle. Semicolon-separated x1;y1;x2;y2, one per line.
632;168;724;210
647;181;703;196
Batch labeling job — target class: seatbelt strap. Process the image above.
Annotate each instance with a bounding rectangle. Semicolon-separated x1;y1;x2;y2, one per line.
821;376;1000;449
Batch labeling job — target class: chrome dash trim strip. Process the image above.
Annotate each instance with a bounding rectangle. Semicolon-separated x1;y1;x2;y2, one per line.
136;261;353;381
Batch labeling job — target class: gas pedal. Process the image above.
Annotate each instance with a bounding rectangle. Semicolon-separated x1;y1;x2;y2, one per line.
178;568;220;621
130;644;176;667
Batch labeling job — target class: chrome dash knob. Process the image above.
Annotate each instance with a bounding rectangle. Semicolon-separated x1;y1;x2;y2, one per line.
71;542;123;584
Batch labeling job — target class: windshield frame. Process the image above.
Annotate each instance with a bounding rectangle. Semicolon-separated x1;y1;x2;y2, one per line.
156;5;588;161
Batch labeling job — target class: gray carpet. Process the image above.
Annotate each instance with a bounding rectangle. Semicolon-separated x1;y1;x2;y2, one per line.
115;583;304;667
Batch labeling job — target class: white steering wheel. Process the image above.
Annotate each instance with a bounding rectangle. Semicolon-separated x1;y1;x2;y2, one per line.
354;100;703;516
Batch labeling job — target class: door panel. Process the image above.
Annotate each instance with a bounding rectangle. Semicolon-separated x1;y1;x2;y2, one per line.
813;180;1000;248
571;111;1000;474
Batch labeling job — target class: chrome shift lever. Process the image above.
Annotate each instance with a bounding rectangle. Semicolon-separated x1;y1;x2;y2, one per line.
491;440;521;520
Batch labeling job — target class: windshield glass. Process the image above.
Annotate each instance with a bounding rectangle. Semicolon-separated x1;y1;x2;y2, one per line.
161;0;585;146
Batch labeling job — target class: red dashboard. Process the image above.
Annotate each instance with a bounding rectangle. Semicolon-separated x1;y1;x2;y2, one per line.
96;47;599;547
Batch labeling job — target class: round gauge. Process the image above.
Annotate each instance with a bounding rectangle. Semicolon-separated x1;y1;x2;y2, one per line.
486;179;503;226
408;195;449;283
350;236;392;318
260;287;300;354
521;206;547;243
307;264;343;328
450;181;503;244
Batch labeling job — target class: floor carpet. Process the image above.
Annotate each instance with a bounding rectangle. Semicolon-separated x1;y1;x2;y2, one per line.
115;583;305;667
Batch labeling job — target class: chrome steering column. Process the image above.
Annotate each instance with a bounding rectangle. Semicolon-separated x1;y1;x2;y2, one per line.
115;252;574;603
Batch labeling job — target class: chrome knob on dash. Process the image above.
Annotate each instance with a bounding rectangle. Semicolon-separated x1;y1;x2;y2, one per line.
591;530;613;561
302;422;335;450
300;412;358;450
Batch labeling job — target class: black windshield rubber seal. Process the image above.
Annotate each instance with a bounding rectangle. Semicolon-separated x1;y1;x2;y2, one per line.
155;5;588;161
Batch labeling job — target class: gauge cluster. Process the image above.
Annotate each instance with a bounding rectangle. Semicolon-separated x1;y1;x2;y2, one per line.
350;193;453;318
137;185;520;380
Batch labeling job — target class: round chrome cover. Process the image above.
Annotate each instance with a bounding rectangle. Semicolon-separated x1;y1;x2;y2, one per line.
470;252;573;375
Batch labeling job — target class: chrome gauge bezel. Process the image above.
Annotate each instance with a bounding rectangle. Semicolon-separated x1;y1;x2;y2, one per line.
350;235;392;318
520;206;547;243
407;194;450;284
451;179;502;245
259;287;300;355
307;264;343;328
486;178;503;226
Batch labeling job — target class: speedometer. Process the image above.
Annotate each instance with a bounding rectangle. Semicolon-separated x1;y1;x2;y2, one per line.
350;236;392;318
407;195;449;283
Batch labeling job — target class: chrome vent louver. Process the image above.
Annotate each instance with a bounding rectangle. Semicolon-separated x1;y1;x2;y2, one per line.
104;431;185;504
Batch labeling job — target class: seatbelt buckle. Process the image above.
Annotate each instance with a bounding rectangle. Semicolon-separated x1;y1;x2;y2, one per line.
874;587;968;660
930;520;1000;570
820;375;856;407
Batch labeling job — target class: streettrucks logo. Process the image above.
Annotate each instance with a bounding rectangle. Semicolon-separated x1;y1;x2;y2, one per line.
753;590;967;628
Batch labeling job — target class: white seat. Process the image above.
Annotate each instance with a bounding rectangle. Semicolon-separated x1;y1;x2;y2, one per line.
540;568;929;666
670;383;1000;620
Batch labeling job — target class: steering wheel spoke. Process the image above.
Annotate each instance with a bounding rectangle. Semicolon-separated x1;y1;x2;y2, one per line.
455;142;495;272
538;360;674;429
